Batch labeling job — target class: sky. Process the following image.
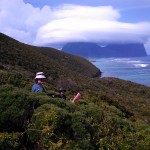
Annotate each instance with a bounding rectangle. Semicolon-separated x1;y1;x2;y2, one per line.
0;0;150;54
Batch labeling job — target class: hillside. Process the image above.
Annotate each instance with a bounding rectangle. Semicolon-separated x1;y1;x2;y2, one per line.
62;42;147;58
0;33;150;149
0;33;100;79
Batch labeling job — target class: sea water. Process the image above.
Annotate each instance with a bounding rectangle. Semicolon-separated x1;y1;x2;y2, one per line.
92;56;150;87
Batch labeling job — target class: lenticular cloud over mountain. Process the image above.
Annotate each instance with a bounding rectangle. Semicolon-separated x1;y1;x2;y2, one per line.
34;4;150;47
0;0;150;53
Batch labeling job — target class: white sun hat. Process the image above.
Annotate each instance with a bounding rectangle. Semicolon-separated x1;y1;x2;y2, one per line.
35;72;46;79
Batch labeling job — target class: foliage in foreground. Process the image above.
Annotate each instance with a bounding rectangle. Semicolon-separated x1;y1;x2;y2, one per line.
0;82;150;149
0;33;150;149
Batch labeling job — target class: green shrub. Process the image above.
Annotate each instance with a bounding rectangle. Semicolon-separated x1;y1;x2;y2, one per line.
0;85;40;131
8;71;26;87
0;70;10;84
27;102;108;149
0;132;22;150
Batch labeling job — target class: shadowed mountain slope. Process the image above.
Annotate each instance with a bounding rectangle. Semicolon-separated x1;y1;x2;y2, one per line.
0;33;100;79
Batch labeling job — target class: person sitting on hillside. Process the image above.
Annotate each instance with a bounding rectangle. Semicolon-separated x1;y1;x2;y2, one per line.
57;87;66;100
32;72;46;92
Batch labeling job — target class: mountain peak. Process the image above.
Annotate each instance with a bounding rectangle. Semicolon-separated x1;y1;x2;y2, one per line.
62;42;147;58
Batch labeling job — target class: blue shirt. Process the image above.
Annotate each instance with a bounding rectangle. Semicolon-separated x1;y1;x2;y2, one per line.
32;83;46;93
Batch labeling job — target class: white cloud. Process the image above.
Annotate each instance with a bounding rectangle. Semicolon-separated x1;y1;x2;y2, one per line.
34;5;121;44
0;0;150;53
34;5;150;47
53;5;120;20
0;0;52;44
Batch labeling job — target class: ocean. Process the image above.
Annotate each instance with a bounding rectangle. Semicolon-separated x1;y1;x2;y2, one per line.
92;56;150;87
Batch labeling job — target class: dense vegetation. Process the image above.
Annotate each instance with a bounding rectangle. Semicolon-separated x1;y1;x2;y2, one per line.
0;33;150;149
0;33;100;79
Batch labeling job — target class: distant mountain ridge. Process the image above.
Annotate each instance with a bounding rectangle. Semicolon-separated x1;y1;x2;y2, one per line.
62;42;147;58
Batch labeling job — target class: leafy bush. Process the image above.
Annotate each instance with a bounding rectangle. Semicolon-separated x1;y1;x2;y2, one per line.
0;85;41;131
0;70;10;84
27;100;138;150
8;71;25;87
0;132;22;150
